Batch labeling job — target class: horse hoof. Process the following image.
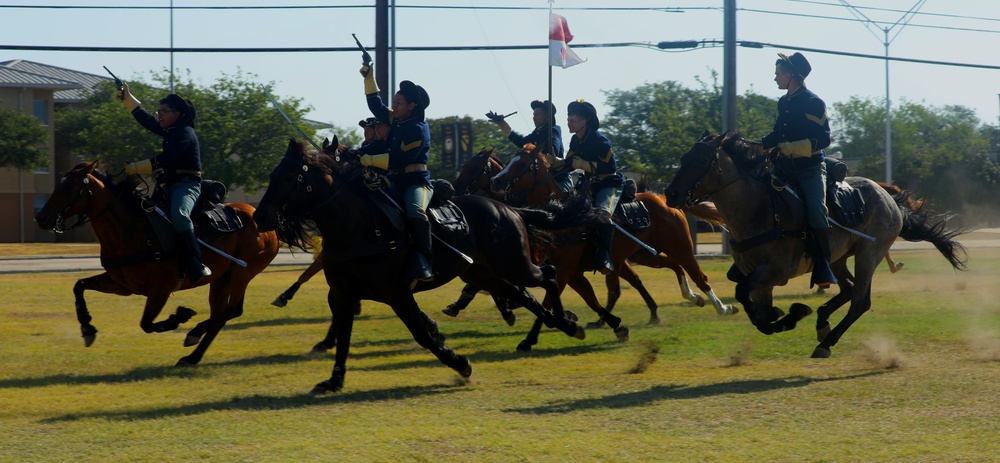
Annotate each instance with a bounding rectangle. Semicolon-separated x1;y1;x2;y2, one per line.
811;347;832;358
175;306;197;324
83;334;96;347
585;319;606;329
502;311;516;327
789;303;813;318
183;334;201;347
564;310;579;323
81;325;98;347
455;356;473;378
614;325;630;342
310;378;342;395
271;295;288;308
693;294;706;307
718;304;739;316
175;358;194;367
817;323;832;342
648;316;661;325
515;341;533;352
442;305;460;317
573;325;586;340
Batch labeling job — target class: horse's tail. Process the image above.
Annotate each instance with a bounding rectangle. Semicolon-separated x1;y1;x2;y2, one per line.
897;199;969;271
682;201;726;226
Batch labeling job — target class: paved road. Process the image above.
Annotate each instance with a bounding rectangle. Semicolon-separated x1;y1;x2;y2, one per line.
2;229;997;274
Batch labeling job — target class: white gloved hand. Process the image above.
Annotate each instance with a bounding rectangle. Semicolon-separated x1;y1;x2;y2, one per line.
124;159;153;175
117;81;141;112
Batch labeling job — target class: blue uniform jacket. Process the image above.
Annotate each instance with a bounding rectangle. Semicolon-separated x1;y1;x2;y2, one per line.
367;94;431;187
761;86;831;170
566;129;624;188
508;123;564;159
131;107;202;183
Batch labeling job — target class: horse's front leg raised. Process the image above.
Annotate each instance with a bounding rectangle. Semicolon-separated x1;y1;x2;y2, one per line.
73;272;133;346
139;290;193;334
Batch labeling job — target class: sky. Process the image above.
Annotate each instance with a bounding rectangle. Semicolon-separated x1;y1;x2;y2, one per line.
2;1;999;143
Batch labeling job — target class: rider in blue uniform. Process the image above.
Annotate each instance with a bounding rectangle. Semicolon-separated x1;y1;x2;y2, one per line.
359;63;434;287
554;100;623;275
118;84;211;284
487;100;571;192
760;52;837;289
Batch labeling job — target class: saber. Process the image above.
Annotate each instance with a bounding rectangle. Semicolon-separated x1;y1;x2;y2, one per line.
828;217;877;243
152;206;248;268
613;222;659;256
376;189;474;264
261;84;322;152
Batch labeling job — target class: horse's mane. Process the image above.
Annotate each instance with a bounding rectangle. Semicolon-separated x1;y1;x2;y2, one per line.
517;143;550;170
74;162;148;213
719;133;773;180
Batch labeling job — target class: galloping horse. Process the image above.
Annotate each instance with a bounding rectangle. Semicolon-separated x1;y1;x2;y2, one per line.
253;139;588;393
488;144;737;350
35;162;280;366
663;132;967;358
449;147;660;326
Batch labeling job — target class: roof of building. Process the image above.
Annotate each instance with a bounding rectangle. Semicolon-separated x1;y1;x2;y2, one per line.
0;59;105;102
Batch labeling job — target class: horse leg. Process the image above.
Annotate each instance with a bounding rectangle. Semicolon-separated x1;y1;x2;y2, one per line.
815;261;855;343
630;252;705;310
72;272;133;346
617;262;660;325
178;273;246;366
518;318;544;352
812;283;872;358
311;312;338;355
392;294;472;378
569;273;629;341
442;283;478;317
311;291;359;394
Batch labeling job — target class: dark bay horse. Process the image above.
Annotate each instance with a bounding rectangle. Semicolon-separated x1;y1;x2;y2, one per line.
35;162;280;366
488;144;737;349
663;132;967;358
252;139;588;393
450;147;660;327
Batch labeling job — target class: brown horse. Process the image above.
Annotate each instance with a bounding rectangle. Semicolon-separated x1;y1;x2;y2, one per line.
663;132;967;358
488;145;737;349
35;162;280;366
449;147;660;326
877;181;924;273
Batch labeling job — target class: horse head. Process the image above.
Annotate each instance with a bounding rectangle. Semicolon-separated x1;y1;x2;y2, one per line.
489;143;549;198
454;147;503;195
663;131;729;209
36;161;103;233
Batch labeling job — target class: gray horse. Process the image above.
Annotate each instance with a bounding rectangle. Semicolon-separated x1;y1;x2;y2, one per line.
664;132;967;358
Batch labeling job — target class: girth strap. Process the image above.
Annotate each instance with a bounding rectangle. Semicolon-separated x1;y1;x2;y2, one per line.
100;249;165;268
323;239;399;263
729;229;806;253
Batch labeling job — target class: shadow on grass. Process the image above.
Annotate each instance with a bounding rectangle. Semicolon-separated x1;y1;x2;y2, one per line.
41;383;461;423
0;353;317;390
353;343;619;372
506;371;888;415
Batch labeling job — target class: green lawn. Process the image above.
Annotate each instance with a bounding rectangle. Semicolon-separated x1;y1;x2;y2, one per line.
0;249;997;462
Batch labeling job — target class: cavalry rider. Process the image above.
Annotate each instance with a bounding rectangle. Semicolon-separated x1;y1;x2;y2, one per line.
359;63;435;286
759;52;837;289
117;84;212;284
553;100;623;275
487;100;571;192
358;116;390;157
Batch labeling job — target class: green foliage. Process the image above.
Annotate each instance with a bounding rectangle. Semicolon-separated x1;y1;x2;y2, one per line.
0;101;49;170
53;69;323;193
601;74;776;184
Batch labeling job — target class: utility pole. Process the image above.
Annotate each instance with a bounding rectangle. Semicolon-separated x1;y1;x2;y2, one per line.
375;0;389;103
720;0;736;255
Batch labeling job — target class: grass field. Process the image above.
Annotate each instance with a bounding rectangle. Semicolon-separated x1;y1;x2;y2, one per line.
1;248;998;462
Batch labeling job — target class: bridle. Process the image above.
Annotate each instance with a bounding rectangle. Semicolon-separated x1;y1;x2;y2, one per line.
461;154;501;195
51;170;100;233
492;153;548;203
676;141;743;207
268;153;352;230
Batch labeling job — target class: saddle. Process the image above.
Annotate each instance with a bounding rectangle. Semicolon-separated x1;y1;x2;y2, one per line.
341;179;470;263
613;178;651;231
102;179;243;268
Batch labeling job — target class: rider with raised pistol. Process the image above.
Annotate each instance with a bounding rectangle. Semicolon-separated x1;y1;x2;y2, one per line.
487;100;571;192
553;100;623;275
117;84;212;285
759;52;837;289
359;62;435;287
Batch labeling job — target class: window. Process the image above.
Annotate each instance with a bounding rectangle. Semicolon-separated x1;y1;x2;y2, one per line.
33;100;48;126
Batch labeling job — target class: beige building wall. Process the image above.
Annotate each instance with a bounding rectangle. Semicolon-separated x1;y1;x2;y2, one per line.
0;87;58;242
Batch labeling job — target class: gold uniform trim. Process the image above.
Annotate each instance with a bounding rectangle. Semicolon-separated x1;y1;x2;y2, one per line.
400;139;422;152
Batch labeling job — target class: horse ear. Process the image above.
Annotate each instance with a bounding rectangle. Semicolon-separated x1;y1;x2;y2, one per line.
331;135;339;147
700;129;711;140
86;159;100;175
285;138;299;158
322;137;330;149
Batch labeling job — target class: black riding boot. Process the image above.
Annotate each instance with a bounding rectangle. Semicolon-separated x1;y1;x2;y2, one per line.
810;227;837;289
407;218;434;287
595;219;616;275
179;229;212;284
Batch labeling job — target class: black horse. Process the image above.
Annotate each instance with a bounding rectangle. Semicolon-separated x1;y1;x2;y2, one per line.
253;139;589;394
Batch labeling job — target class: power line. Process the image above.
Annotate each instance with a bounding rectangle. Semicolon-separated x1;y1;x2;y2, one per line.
782;0;1000;24
3;41;999;71
0;4;699;11
739;8;1000;35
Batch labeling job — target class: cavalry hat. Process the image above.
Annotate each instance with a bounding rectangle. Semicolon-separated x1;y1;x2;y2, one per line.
398;80;430;110
160;94;196;127
529;99;556;116
358;117;378;128
567;99;599;131
777;52;811;80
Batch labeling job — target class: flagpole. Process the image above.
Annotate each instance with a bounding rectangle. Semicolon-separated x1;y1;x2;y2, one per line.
547;0;554;158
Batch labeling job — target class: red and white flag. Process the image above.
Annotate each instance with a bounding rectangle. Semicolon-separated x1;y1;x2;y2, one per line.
549;13;585;68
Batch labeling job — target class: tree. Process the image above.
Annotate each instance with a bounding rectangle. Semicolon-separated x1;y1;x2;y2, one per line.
0;102;49;170
54;69;344;193
601;73;776;184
